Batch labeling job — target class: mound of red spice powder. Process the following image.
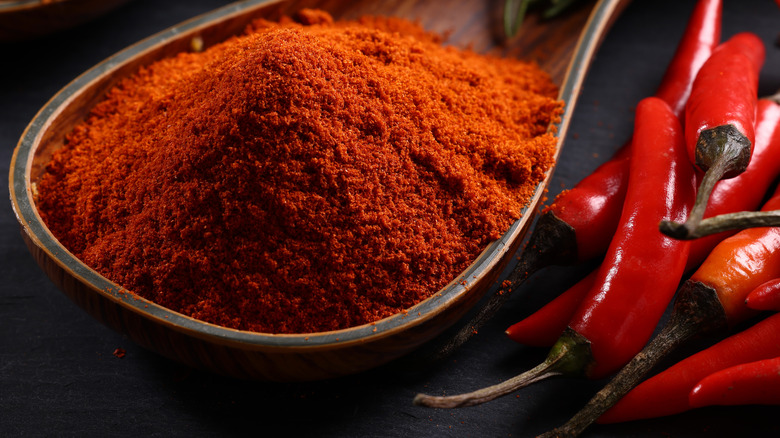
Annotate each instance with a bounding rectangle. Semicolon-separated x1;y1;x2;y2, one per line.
36;10;562;334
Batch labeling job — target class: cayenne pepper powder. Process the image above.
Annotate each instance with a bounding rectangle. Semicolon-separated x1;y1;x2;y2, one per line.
36;10;562;334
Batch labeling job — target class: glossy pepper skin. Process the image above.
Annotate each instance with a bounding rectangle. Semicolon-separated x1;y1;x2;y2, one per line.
661;31;765;240
506;97;780;349
434;0;720;362
745;278;780;310
505;0;723;349
544;185;780;437
689;356;780;407
413;97;696;410
598;313;780;423
686;99;780;265
684;32;764;175
534;0;721;266
565;97;696;378
653;0;722;119
688;192;780;326
541;153;629;264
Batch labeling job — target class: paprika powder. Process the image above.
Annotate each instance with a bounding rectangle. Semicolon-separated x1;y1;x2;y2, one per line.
36;10;562;334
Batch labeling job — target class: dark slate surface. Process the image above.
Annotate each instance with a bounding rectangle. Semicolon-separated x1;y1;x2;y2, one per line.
2;0;780;436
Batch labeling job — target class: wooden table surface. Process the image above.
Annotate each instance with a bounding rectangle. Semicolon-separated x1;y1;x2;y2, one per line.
2;0;779;436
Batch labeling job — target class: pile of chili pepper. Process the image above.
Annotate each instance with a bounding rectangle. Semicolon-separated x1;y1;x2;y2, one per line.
414;0;780;435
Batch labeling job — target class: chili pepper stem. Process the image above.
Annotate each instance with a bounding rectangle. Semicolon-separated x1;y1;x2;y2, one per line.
660;124;752;240
414;328;592;409
538;281;728;438
413;361;561;409
426;211;577;363
659;165;722;239
668;210;780;239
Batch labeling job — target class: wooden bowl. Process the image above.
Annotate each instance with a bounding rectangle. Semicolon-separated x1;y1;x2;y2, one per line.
0;0;132;41
9;0;627;381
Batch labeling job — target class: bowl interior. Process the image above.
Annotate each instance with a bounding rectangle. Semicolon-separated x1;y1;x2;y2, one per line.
9;0;625;379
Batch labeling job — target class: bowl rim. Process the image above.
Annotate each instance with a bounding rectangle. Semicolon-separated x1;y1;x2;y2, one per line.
8;0;622;351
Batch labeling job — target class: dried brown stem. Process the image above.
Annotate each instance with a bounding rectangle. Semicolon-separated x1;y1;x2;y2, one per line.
667;209;780;239
414;328;592;409
413;360;562;408
537;281;728;438
425;211;577;364
660;124;751;240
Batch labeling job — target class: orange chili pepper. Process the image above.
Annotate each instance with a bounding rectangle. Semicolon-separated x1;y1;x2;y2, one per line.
542;184;780;437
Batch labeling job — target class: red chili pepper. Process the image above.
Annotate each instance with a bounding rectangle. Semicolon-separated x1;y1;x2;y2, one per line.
686;98;780;265
689;356;780;407
529;0;720;268
429;0;722;361
565;101;696;377
507;97;780;349
653;0;722;119
745;278;780;311
543;184;780;438
505;269;598;347
414;97;696;409
661;32;765;240
540;153;630;264
598;312;780;423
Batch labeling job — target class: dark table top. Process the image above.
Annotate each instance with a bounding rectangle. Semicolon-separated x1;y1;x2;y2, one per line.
3;0;780;436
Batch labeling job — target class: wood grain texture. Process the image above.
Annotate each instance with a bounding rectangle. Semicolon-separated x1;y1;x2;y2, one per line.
9;0;628;381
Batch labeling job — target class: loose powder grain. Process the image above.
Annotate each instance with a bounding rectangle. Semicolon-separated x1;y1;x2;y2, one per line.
36;10;563;334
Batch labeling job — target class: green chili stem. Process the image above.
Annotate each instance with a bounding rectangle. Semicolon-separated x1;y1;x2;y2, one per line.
538;281;728;438
414;328;592;409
